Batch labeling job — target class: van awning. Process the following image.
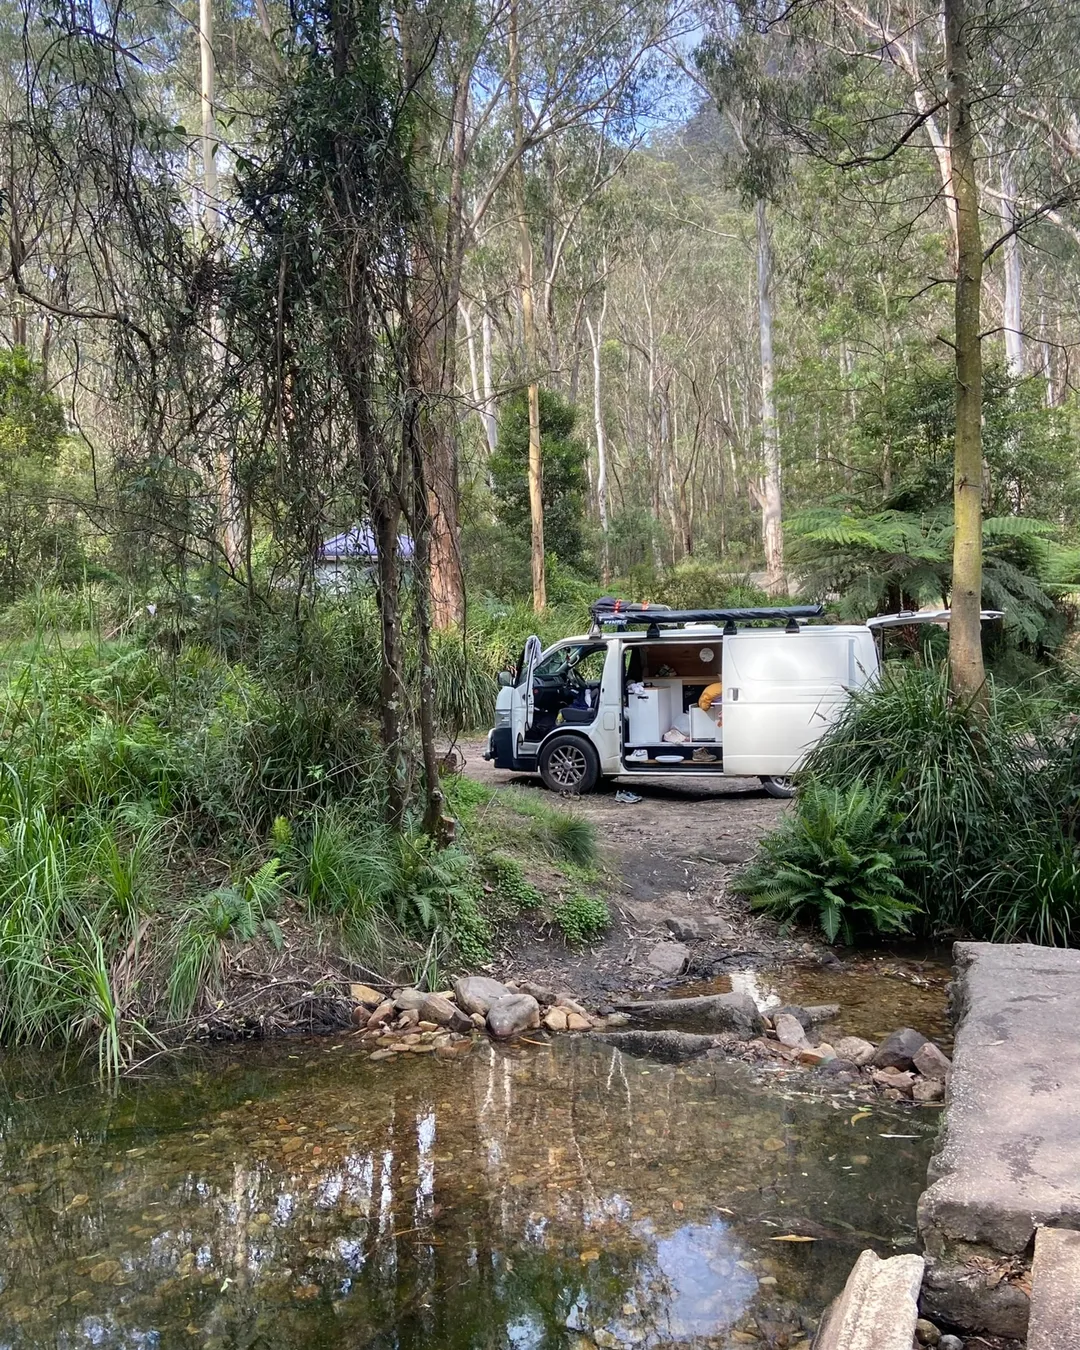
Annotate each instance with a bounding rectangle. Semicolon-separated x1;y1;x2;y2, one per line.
866;609;1005;629
590;601;825;630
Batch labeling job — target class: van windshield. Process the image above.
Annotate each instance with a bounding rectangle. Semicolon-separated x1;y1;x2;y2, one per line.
535;644;606;681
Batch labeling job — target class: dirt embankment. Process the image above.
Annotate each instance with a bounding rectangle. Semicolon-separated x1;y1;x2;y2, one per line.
455;738;807;1000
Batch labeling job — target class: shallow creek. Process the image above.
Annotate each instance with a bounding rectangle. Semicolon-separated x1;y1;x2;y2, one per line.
0;998;941;1350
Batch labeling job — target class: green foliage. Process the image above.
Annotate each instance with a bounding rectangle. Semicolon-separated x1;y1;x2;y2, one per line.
395;838;492;967
648;561;778;610
0;349;84;603
740;781;922;943
490;390;591;573
751;663;1080;945
553;892;611;945
497;788;597;866
486;853;543;911
166;860;285;1021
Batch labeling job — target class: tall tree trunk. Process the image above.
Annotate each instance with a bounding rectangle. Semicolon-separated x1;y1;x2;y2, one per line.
585;291;609;583
199;0;242;571
508;0;545;611
1001;155;1023;377
398;20;467;630
755;198;784;594
480;292;498;454
945;0;986;700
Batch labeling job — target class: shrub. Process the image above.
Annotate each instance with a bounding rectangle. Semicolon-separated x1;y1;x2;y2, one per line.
485;853;542;911
738;781;922;943
553;892;611;945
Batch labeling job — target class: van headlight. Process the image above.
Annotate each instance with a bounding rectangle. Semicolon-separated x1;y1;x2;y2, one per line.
494;709;512;728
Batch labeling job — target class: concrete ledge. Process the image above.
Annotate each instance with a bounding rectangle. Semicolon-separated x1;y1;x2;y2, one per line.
812;1249;924;1350
1028;1227;1080;1350
917;942;1080;1336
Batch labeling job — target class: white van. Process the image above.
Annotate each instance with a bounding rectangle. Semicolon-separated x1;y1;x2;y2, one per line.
483;602;1000;797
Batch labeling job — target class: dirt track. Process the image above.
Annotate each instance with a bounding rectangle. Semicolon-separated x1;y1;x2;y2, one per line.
456;738;797;998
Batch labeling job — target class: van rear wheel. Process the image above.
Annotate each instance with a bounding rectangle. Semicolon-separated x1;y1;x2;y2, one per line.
540;735;600;795
760;775;797;799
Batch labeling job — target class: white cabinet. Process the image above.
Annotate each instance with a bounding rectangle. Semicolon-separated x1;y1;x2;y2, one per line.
690;705;720;742
627;685;672;745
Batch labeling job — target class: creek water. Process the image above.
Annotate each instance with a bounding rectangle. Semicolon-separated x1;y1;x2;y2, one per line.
0;1019;938;1350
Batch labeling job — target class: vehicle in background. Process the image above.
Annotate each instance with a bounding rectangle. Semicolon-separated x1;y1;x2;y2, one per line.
484;601;1003;797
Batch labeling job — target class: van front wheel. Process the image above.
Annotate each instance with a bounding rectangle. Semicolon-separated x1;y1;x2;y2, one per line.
760;775;797;799
540;735;600;795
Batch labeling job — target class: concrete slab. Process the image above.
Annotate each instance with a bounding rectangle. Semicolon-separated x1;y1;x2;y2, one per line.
811;1249;924;1350
917;942;1080;1337
1028;1227;1080;1350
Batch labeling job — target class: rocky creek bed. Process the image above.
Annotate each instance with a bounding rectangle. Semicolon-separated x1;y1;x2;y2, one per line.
0;956;963;1350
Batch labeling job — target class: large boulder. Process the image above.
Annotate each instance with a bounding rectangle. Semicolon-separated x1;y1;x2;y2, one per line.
774;1012;809;1049
597;1030;718;1063
393;987;427;1011
872;1027;929;1071
814;1250;925;1350
834;1035;877;1067
913;1041;952;1081
420;993;473;1035
646;941;690;976
486;994;541;1040
615;992;764;1039
454;975;512;1017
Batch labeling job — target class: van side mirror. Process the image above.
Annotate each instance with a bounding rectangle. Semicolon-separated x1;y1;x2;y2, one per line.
497;671;513;687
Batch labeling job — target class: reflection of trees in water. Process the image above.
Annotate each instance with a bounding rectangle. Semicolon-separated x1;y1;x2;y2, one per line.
0;1041;930;1347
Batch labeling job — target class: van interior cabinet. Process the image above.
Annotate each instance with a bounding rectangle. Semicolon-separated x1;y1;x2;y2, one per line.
627;685;672;745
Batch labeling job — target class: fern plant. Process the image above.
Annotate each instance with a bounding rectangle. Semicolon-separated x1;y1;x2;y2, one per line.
738;781;923;944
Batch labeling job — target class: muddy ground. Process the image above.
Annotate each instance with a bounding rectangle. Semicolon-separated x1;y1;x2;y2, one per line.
455;737;821;1000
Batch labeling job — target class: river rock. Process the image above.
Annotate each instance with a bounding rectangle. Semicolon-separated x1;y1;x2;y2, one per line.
366;999;395;1028
913;1041;952;1080
486;994;541;1039
420;993;473;1034
394;988;426;1011
454;975;512;1016
350;983;383;1007
774;1003;841;1030
555;995;589;1016
872;1066;916;1096
398;1008;420;1028
915;1319;942;1346
646;941;690;976
937;1338;964;1350
872;1027;929;1070
565;1012;592;1032
913;1076;946;1104
543;1008;568;1032
774;1012;810;1049
616;992;764;1039
834;1035;877;1067
518;981;556;1006
470;1012;487;1029
798;1045;834;1066
597;1030;717;1063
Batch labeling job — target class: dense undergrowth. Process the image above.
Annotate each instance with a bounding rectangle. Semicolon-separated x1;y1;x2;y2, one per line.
741;663;1080;945
0;589;607;1075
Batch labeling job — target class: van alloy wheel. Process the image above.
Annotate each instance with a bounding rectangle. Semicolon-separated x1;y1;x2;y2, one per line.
760;775;797;799
539;734;600;795
548;743;588;788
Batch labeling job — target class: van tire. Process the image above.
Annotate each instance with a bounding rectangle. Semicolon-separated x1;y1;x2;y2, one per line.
539;735;600;795
760;775;797;799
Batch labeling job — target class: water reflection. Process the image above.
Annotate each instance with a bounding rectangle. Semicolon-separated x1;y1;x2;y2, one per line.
0;1036;934;1349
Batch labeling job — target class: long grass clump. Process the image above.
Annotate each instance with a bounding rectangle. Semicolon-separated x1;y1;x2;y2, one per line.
742;662;1080;945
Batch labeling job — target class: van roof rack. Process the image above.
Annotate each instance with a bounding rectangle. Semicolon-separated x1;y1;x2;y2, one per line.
588;601;825;637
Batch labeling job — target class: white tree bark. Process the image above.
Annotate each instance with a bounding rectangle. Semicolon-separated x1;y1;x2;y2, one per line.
754;198;784;593
199;0;241;569
480;291;498;455
1001;156;1024;376
585;287;610;581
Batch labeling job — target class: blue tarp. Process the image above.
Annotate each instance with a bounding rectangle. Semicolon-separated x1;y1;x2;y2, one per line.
319;525;415;561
